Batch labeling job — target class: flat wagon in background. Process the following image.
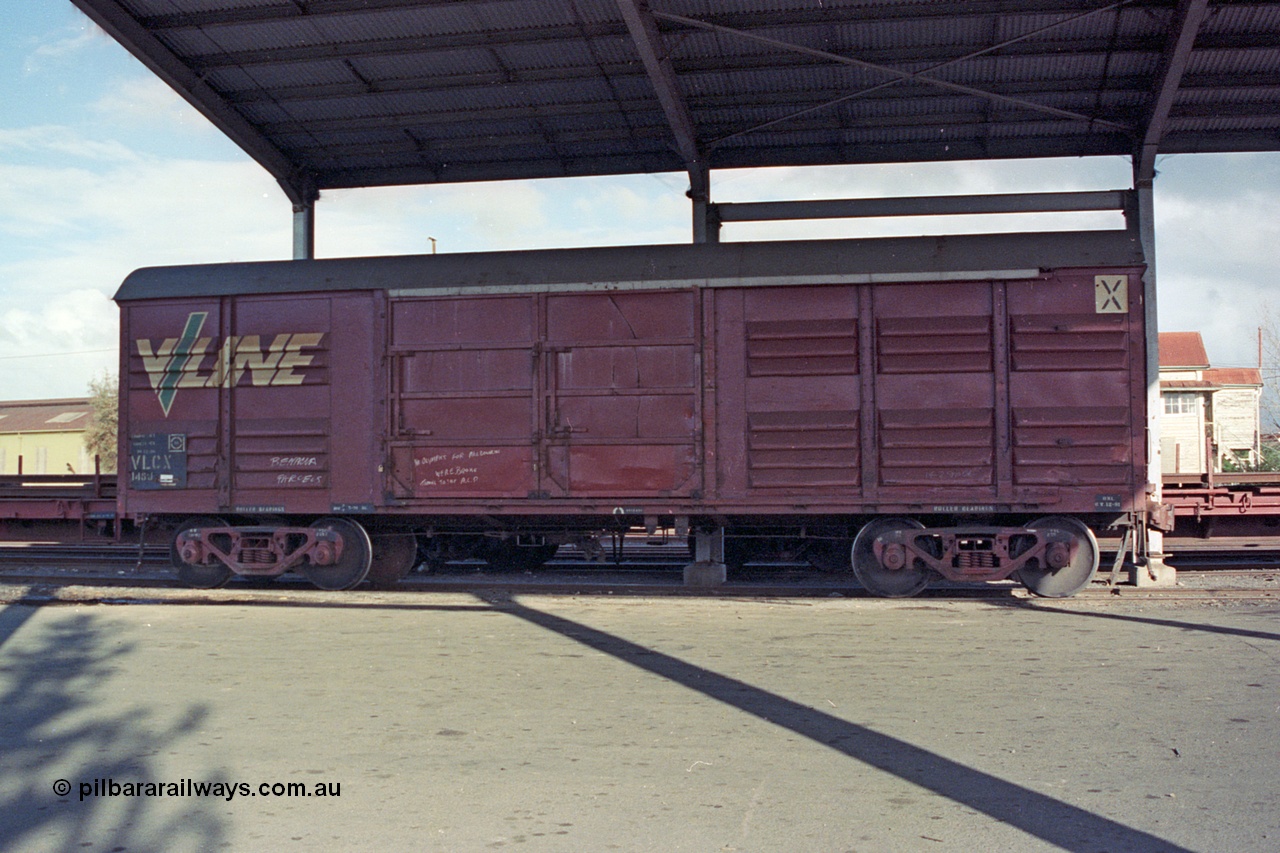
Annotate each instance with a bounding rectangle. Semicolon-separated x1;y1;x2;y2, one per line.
115;231;1151;596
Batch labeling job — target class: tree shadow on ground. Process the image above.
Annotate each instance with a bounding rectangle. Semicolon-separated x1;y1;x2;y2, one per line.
0;599;226;853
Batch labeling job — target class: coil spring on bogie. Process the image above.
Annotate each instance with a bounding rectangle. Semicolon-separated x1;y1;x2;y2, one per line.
239;546;275;565
956;551;999;569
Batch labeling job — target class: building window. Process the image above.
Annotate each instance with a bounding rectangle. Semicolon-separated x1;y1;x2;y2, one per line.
1163;392;1198;415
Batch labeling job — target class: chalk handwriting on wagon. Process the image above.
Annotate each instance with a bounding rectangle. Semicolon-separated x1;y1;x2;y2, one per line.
270;457;320;468
136;312;325;416
412;449;501;487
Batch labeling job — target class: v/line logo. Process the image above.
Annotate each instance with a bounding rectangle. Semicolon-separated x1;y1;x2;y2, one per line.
136;312;325;416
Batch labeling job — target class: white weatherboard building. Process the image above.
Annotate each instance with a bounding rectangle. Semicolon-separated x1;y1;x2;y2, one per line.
1159;332;1263;476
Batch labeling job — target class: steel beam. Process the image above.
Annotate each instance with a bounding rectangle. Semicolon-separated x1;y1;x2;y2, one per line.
1128;0;1207;587
1134;183;1176;586
615;0;712;243
1135;0;1211;183
292;202;316;261
715;191;1132;223
653;9;1133;137
282;175;319;260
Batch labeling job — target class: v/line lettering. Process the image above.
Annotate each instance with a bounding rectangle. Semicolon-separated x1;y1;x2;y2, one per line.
135;312;325;416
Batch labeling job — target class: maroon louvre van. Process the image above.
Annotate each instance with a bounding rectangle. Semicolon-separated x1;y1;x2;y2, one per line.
115;231;1149;596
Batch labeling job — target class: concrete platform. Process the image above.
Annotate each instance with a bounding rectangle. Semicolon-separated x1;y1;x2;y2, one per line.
0;587;1277;852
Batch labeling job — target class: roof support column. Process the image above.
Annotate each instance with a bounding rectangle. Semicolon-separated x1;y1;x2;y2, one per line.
1129;0;1207;587
281;174;319;261
615;0;711;244
690;167;719;245
1133;179;1174;587
292;200;316;261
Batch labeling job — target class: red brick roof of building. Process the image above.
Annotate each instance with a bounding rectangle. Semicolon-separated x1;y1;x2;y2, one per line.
1158;332;1210;369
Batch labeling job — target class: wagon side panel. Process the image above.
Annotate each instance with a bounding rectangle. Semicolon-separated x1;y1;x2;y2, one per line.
1007;267;1147;513
543;289;700;498
121;299;226;517
872;281;1000;505
712;285;861;500
121;292;380;518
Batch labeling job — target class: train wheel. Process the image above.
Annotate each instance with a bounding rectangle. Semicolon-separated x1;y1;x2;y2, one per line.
852;517;929;598
1016;516;1099;598
304;517;372;590
366;531;419;589
171;516;233;589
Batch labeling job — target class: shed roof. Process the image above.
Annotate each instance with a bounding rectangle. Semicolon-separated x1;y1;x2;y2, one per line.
0;399;94;434
69;1;1280;202
1158;331;1211;368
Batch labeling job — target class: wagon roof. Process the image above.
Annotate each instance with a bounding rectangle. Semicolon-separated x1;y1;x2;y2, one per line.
115;230;1143;302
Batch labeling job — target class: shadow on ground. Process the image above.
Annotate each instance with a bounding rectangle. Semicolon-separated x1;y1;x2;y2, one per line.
0;598;226;853
486;592;1195;853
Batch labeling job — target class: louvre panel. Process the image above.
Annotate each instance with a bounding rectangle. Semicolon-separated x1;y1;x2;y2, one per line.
746;318;858;377
877;315;993;374
747;410;860;488
879;408;994;487
1010;314;1129;371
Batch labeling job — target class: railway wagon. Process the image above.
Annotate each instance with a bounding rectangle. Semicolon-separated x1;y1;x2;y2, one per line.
115;231;1149;596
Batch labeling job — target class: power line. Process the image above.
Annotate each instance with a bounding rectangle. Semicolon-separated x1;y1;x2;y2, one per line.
0;348;115;356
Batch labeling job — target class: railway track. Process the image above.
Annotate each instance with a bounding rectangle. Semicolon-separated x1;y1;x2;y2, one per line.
1;540;1278;603
0;548;1274;601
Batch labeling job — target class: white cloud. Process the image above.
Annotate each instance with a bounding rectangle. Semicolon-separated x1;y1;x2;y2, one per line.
1151;157;1280;370
22;23;103;75
0;125;140;164
315;175;691;257
91;75;213;134
3;117;1279;404
0;133;292;399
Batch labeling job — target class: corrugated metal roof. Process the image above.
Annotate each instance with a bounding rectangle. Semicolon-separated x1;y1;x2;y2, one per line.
1204;367;1263;386
0;399;94;434
71;0;1280;200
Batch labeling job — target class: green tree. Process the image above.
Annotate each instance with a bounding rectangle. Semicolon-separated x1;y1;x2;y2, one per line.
1260;301;1280;434
85;372;118;473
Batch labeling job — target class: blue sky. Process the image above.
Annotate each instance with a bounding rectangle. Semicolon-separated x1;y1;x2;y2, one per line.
3;2;1280;400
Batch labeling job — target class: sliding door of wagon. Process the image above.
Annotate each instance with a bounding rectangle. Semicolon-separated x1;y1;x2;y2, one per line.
388;296;538;500
542;290;699;498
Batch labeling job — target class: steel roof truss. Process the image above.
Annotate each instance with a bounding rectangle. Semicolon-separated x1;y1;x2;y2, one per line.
1136;0;1212;182
615;1;705;193
652;7;1135;151
708;0;1142;150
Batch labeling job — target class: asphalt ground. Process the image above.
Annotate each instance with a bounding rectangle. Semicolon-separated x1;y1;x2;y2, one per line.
0;587;1277;852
